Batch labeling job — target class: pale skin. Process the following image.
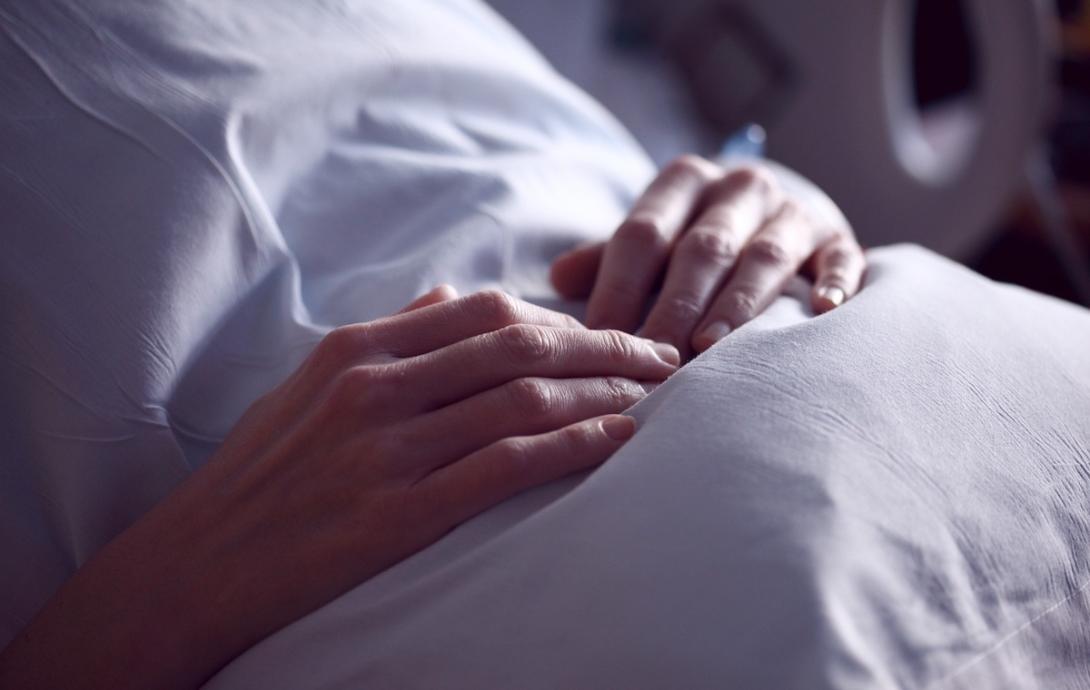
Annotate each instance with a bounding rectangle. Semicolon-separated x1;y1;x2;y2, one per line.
0;155;864;688
552;155;865;358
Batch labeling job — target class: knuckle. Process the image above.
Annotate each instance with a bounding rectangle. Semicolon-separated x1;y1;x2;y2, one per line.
506;377;554;418
468;289;521;328
680;229;737;263
602;328;640;363
665;153;715;179
375;361;410;389
598;278;646;306
723;289;759;322
327;365;380;411
497;323;551;362
658;294;705;324
614;215;668;251
339;363;380;391
492;436;534;468
745;237;792;268
317;325;365;364
724;164;775;195
779;198;802;218
566;419;601;448
603;376;645;409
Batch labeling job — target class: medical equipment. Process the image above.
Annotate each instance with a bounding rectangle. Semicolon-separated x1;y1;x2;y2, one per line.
627;0;1057;260
4;2;1090;687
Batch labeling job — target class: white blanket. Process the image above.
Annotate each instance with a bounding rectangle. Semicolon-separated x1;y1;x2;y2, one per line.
206;248;1090;690
1;1;1089;688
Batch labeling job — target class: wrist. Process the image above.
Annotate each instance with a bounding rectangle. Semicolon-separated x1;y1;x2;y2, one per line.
0;468;261;690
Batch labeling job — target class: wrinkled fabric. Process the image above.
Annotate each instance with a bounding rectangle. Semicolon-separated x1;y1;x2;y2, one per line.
207;249;1090;690
0;0;650;645
1;2;1090;689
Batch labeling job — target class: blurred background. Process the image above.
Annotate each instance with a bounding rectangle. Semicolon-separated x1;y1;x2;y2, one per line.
488;0;1090;305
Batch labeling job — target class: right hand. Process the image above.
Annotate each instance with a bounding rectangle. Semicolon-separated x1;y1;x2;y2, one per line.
0;286;679;690
550;155;865;358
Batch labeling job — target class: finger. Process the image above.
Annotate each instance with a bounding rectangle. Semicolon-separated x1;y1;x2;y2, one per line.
415;414;635;528
585;155;720;331
398;377;650;473
422;414;635;522
366;290;585;358
296;291;589;404
692;204;815;352
404;325;678;410
397;325;679;411
404;377;646;473
396;284;459;314
639;167;778;356
549;241;605;300
810;235;865;313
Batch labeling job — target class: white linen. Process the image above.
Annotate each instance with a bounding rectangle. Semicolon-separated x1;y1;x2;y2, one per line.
0;0;650;643
207;248;1090;690
2;2;1090;688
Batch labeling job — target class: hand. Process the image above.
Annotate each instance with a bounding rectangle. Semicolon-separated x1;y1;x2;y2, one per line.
550;155;866;357
0;286;679;690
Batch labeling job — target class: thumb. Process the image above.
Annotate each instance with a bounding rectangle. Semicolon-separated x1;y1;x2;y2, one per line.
549;241;605;300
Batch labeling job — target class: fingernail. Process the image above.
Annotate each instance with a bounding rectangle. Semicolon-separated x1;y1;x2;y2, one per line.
817;286;846;308
601;415;636;441
639;382;660;395
649;342;681;367
695;321;731;350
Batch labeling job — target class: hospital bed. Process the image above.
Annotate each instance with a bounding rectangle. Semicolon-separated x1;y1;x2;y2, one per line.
1;1;1089;687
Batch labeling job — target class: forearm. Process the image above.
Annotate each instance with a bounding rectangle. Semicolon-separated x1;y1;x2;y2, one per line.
1;289;661;688
0;475;256;690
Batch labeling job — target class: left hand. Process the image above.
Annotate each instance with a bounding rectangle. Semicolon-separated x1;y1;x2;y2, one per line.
550;154;865;358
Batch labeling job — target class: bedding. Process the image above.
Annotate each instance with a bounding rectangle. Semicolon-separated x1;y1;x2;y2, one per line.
205;247;1090;690
1;1;1089;688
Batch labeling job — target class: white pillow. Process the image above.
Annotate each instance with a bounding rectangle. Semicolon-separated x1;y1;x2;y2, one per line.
207;246;1090;689
2;1;1089;687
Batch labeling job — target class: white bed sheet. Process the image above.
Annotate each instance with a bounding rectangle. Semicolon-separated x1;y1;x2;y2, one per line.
206;246;1090;690
1;1;1089;688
